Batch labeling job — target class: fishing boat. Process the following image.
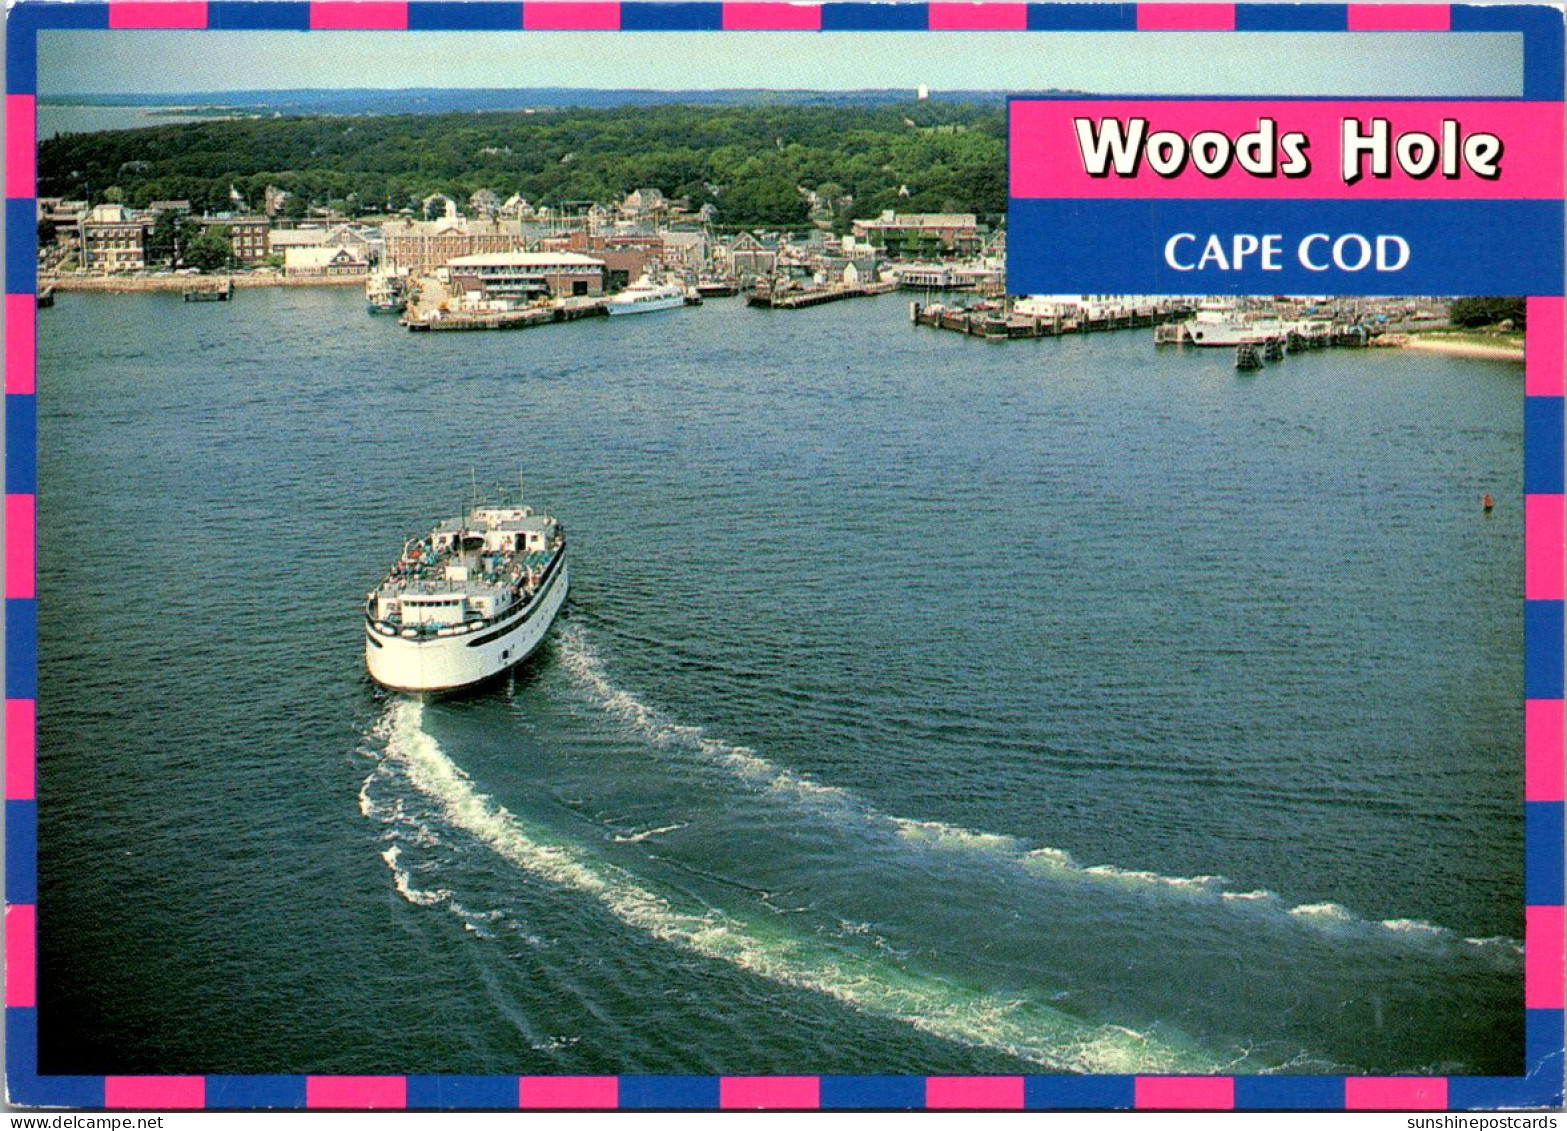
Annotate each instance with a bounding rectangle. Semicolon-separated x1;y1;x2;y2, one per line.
1235;342;1264;370
605;276;687;316
365;271;406;315
365;493;569;693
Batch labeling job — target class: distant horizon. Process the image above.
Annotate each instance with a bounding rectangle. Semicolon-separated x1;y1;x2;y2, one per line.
39;86;1015;102
38;29;1520;98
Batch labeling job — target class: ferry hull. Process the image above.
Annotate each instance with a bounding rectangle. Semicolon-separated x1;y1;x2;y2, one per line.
605;295;685;315
366;559;569;693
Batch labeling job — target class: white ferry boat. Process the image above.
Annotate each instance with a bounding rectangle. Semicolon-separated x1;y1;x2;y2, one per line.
1176;300;1289;346
605;276;687;316
365;499;568;692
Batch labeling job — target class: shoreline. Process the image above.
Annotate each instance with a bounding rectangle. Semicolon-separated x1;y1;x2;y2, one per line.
43;274;365;293
1395;335;1525;361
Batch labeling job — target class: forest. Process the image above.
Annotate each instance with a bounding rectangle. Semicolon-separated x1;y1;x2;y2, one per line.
37;100;1009;228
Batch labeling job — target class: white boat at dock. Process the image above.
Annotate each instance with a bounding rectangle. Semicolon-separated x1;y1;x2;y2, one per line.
365;494;568;693
1162;300;1327;347
605;276;687;316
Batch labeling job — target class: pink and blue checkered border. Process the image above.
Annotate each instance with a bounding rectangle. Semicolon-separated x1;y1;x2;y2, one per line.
3;0;1562;1111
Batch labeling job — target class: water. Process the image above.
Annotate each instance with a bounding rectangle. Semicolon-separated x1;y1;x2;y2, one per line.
35;288;1524;1077
37;104;241;139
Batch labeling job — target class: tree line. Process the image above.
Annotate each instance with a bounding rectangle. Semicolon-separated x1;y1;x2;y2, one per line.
1447;297;1526;330
38;101;1008;229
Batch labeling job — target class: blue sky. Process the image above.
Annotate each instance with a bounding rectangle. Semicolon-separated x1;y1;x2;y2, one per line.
38;29;1521;97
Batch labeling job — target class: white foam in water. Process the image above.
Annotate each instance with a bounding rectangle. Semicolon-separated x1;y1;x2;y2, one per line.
556;624;1521;957
612;823;689;844
372;698;1218;1075
381;844;453;908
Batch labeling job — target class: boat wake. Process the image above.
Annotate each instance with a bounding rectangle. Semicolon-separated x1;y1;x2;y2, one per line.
361;697;1226;1075
555;623;1520;960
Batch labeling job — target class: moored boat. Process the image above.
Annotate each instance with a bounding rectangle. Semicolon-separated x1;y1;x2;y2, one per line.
365;495;569;693
366;270;407;315
1175;300;1292;347
605;276;687;316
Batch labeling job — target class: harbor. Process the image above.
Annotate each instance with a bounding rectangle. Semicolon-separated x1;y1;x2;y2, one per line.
35;283;1526;1079
36;195;1490;364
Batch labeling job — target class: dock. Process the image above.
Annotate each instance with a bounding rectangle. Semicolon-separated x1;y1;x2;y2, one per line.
183;278;234;302
398;274;611;331
912;301;1191;340
746;281;896;310
404;302;607;332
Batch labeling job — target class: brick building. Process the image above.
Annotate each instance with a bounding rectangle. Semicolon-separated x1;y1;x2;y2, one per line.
383;217;531;274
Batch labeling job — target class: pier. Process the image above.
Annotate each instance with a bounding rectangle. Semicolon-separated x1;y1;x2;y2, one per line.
183;278;234;302
401;275;609;331
404;300;607;332
911;300;1192;340
746;281;897;310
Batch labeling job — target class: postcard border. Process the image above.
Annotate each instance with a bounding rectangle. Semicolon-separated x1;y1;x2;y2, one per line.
3;0;1563;1111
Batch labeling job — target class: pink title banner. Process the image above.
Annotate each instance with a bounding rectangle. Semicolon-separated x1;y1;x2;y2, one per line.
1010;100;1564;201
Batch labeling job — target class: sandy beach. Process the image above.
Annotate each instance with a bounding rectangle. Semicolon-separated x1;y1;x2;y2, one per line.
1397;335;1526;361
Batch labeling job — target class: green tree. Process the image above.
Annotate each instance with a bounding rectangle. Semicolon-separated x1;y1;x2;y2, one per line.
720;158;810;228
1449;297;1526;329
186;226;232;273
146;210;187;266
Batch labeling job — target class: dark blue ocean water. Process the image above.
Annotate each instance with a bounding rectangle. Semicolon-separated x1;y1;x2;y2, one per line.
35;287;1523;1077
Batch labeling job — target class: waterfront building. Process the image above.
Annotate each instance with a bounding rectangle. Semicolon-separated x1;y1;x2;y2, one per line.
283;246;371;277
382;216;532;274
268;228;332;252
555;230;665;289
269;223;378;264
445;252;606;305
37;199;87;263
813;255;880;287
78;204;147;272
851;211;984;260
721;231;780;279
660;230;710;273
202;215;271;263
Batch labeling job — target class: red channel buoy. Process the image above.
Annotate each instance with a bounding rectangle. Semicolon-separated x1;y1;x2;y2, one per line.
1482;494;1494;511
